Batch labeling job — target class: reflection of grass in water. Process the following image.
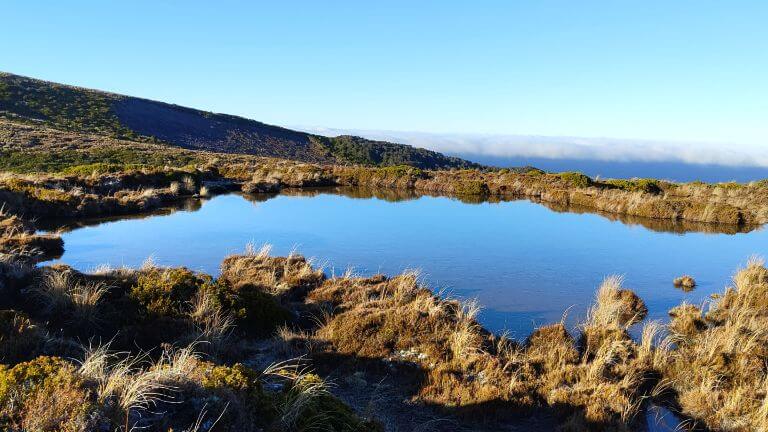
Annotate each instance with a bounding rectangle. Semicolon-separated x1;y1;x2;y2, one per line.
37;197;203;233
257;186;758;235
541;199;756;235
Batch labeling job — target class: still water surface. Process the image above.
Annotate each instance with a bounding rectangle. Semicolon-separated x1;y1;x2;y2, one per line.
47;188;768;338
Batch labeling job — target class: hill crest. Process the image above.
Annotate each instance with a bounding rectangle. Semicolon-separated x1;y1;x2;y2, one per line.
0;72;481;170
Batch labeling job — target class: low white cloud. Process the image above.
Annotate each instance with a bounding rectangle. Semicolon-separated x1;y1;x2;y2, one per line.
297;126;768;168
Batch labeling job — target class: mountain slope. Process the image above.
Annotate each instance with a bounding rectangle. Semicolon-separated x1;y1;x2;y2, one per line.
0;72;480;169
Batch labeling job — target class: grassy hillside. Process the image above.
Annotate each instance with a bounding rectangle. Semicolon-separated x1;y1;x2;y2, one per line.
0;72;480;170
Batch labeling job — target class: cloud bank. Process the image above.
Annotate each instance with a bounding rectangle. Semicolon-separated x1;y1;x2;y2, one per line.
298;127;768;168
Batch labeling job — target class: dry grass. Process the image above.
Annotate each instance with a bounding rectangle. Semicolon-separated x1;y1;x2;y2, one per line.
0;251;30;282
663;258;768;431
265;362;332;430
26;271;109;325
78;342;200;429
189;288;235;351
308;270;670;428
220;248;324;299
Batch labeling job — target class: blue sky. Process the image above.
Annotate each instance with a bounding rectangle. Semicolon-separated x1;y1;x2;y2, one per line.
1;1;766;152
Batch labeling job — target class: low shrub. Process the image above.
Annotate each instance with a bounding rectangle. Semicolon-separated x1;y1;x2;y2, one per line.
201;362;273;427
273;372;383;432
205;282;291;337
0;356;99;430
525;167;546;176
716;181;745;190
130;267;211;317
604;178;663;194
452;179;489;196
61;162;148;176
557;171;593;188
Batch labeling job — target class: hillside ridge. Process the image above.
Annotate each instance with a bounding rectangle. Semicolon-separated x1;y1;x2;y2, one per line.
0;71;480;170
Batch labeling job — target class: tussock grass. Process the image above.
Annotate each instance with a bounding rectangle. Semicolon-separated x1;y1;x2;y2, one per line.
663;257;768;431
220;248;324;299
673;275;696;290
308;270;669;428
27;271;109;325
79;342;201;429
0;310;47;364
189;288;235;351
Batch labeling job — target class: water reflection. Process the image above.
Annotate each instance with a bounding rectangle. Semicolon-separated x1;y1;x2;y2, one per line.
40;198;203;233
273;186;758;235
42;187;757;236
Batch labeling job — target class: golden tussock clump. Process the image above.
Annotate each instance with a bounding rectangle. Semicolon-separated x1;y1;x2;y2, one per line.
663;257;768;431
307;270;666;429
673;275;696;291
220;244;325;300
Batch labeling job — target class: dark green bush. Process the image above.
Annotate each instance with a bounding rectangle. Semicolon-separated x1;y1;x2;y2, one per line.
556;171;593;188
604;178;663;194
205;282;291;337
130;267;211;317
276;373;384;432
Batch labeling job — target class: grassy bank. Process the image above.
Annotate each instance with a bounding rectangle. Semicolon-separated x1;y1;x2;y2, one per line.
3;237;767;430
241;162;768;227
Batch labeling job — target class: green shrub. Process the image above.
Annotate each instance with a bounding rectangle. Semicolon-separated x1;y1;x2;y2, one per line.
1;178;76;203
604;178;663;194
61;162;148;176
311;135;477;169
0;148;202;174
525;167;546;176
0;356;98;430
556;171;593;188
199;362;275;429
205;282;291;336
717;181;745;190
452;179;489;196
378;165;425;179
203;363;265;403
130;267;211;317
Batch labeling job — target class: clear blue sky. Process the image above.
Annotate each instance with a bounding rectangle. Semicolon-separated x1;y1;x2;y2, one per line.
1;1;766;146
